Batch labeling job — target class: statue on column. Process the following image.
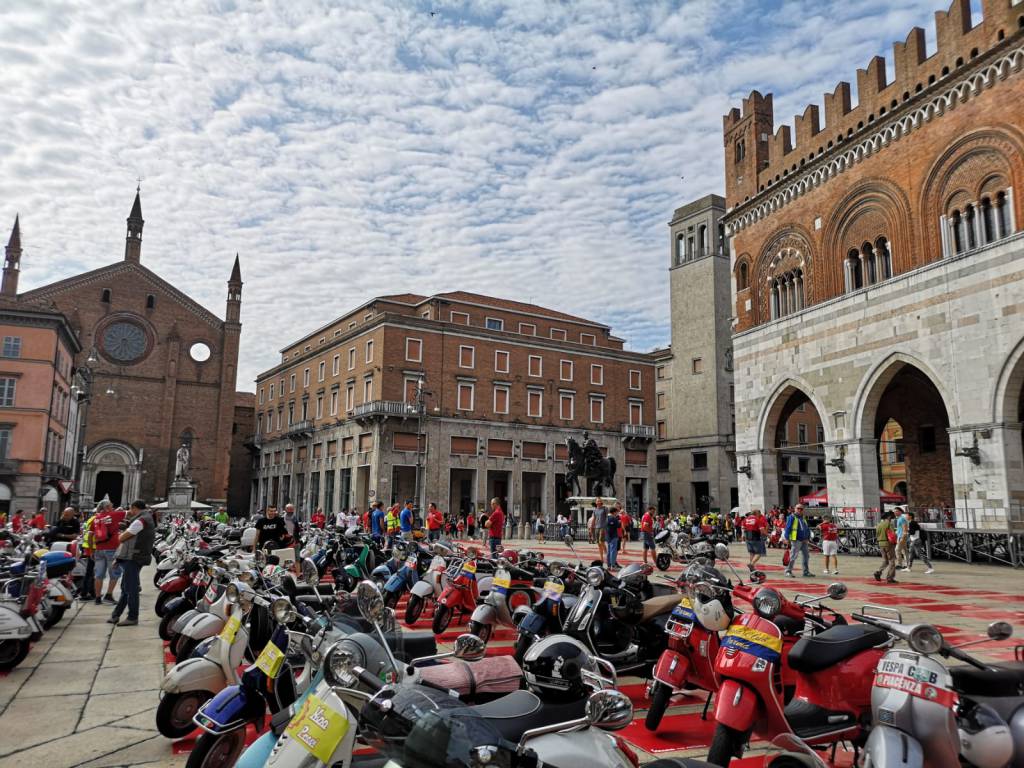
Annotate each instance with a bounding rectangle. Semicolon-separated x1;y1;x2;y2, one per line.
174;443;191;480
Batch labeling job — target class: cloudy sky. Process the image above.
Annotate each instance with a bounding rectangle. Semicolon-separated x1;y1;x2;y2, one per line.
0;0;960;387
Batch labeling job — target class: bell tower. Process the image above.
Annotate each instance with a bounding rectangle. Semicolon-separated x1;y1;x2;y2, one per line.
2;215;21;297
125;187;144;263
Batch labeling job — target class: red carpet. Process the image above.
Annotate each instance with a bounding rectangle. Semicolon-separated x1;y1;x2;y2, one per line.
618;712;717;752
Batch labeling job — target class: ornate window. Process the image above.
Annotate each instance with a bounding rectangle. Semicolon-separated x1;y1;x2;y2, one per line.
769;267;805;319
844;236;892;292
757;231;814;323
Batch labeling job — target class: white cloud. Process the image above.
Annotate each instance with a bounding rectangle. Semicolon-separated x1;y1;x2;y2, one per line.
0;0;949;386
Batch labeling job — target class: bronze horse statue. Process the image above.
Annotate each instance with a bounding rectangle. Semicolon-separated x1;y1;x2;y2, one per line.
565;435;616;497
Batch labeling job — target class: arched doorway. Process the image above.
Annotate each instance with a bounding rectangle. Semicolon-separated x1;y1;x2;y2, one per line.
878;418;907;497
82;441;142;509
861;362;953;510
766;387;827;509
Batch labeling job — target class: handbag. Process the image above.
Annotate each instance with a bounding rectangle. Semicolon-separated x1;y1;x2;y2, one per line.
886;528;897;544
782;547;791;567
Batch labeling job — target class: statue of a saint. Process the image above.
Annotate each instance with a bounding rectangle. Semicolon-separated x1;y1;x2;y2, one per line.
174;443;191;480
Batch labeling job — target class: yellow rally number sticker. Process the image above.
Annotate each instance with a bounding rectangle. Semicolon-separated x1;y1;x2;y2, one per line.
284;694;350;762
254;641;286;677
493;574;511;589
218;614;242;644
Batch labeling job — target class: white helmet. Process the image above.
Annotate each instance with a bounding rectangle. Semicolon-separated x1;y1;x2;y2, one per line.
958;702;1013;768
692;582;732;632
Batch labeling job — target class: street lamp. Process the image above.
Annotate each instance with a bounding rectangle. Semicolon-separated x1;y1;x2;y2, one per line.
410;375;431;514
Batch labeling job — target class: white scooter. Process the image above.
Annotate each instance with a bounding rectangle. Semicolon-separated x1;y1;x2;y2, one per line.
0;558;46;671
157;581;258;738
170;570;233;661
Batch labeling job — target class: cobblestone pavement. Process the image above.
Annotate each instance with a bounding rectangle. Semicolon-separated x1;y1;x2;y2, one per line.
0;540;1021;767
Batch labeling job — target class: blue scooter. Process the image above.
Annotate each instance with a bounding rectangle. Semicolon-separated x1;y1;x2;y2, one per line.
381;544;436;609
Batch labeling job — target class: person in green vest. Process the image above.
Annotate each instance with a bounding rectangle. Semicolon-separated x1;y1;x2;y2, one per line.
214;507;229;525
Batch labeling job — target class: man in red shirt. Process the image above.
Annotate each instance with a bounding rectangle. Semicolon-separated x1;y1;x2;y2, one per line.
486;498;504;555
817;515;840;575
640;505;656;565
92;502;126;605
30;509;47;529
426;502;444;542
742;508;768;570
10;509;23;533
311;508;326;529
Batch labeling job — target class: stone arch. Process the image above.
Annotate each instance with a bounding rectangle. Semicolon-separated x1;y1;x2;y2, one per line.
822;178;914;296
82;440;142;508
757;376;831;452
992;335;1024;425
734;254;751;292
753;225;815;324
852;352;956;441
919;127;1024;259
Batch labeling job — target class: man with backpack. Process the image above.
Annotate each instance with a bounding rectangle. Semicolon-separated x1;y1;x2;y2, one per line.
91;501;125;606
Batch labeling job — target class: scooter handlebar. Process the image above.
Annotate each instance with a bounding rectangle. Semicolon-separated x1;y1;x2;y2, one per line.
355;666;385;693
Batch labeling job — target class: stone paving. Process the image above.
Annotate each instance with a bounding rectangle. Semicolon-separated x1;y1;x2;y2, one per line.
0;542;1021;767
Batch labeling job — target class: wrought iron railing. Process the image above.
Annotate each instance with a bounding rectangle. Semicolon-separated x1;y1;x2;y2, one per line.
622;424;656;438
353;400;423;418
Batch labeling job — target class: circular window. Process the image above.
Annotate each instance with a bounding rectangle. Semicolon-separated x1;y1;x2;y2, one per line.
102;321;148;363
190;342;212;362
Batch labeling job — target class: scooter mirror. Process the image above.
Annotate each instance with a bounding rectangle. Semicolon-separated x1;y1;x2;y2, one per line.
356;580;386;624
987;621;1013;641
301;558;319;587
382;607;396;633
749;569;767;584
585;689;633;731
826;582;847;600
452;633;487;660
714;543;730;561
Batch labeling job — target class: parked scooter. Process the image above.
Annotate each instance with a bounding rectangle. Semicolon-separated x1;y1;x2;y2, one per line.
0;556;46;671
854;611;1020;768
468;556;539;643
433;553;481;634
404;543;453;625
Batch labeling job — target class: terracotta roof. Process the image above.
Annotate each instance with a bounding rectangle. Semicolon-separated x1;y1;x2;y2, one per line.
376;293;427;305
429;291;606;327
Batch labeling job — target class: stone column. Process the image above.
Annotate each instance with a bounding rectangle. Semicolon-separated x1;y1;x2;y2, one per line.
825;439;879;526
738;449;779;512
794;274;803;310
948;425;1018;530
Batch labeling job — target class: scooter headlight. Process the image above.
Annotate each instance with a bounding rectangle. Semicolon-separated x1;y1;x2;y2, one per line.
271;597;297;624
753;588;782;619
908;624;943;655
324;642;359;686
586;567;604;587
225;583;240;604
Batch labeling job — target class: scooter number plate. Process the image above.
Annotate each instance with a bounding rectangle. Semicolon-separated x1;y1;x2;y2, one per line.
218;614;242;644
254;640;286;677
284;693;350;762
541;581;564;603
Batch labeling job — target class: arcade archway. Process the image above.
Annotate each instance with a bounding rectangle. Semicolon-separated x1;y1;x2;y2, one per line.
765;386;827;508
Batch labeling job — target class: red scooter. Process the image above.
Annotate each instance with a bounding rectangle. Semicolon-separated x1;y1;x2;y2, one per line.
706;581;891;767
432;555;480;634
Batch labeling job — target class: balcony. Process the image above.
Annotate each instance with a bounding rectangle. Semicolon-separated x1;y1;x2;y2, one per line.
0;458;19;474
284;420;313;440
353;400;423;421
43;462;73;479
622;424;656;439
243;433;263;449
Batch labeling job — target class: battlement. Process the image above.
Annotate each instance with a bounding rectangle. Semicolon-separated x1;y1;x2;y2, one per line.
722;0;1024;208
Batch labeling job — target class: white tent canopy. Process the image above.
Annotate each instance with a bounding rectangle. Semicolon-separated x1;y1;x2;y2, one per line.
150;500;214;510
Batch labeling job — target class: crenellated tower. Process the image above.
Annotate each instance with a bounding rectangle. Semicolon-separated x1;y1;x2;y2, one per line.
723;91;773;207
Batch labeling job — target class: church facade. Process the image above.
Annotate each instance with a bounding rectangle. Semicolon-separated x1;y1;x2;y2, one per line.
9;192;244;508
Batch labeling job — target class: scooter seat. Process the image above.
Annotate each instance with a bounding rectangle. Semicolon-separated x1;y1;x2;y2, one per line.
773;614;805;636
950;662;1024;698
788;624;889;673
642;593;681;622
470;689;587;742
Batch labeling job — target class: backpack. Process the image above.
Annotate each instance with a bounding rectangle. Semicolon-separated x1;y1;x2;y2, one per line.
92;515;110;544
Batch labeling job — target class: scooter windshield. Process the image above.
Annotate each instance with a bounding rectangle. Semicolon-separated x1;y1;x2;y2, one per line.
360;686;516;768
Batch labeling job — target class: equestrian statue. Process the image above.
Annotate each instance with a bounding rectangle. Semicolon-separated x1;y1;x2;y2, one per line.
565;432;617;497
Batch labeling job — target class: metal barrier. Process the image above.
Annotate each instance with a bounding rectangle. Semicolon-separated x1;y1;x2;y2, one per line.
835;525;1024;567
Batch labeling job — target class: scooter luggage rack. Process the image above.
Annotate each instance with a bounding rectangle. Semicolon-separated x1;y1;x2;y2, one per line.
857;604;903;624
665;615;695;639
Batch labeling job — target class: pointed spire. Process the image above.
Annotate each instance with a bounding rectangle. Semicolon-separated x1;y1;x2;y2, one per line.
6;215;20;250
229;253;242;283
129;188;142;221
226;254;242;323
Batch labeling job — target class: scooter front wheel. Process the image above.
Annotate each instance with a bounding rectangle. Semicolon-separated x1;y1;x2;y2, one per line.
43;605;67;630
405;594;425;625
432;604;453;635
467;620;492;644
174;634;200;662
644;681;672;731
383;590;401;610
655;552;672;571
0;638;29;671
159;607;187;642
186;729;247;768
155;590;176;617
156;690;211;738
707;723;750;767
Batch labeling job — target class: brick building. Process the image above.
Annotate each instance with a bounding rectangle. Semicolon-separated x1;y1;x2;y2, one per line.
251;292;656;528
654;195;738;518
724;0;1024;527
9;192;244;507
0;219;85;516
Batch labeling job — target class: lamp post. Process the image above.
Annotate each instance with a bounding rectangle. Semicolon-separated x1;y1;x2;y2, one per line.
69;348;113;512
408;375;431;515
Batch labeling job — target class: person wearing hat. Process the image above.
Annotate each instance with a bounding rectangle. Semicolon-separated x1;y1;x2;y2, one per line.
741;508;768;570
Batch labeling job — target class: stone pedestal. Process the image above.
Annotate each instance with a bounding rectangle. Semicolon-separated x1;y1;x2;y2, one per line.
166;478;194;518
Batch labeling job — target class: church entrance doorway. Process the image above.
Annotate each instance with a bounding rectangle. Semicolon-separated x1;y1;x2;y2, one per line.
95;471;124;507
